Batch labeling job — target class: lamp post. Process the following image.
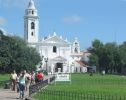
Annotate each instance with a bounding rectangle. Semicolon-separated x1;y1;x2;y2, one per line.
44;57;48;72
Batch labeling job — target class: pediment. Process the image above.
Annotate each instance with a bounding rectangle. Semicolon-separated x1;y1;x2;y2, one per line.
51;56;67;61
42;36;70;45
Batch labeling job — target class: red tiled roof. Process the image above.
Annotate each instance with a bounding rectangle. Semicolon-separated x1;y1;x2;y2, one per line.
76;61;89;67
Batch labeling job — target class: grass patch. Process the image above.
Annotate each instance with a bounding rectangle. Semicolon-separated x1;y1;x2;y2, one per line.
48;74;126;95
0;74;10;81
0;74;10;88
34;73;126;100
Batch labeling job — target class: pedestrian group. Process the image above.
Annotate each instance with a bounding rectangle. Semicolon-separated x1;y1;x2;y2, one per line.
10;70;44;99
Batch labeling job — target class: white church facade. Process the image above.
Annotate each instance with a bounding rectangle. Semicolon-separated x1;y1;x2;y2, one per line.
24;0;89;74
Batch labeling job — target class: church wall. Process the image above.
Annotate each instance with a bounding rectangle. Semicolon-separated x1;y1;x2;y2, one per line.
41;46;49;57
59;47;71;60
48;46;58;58
39;46;71;60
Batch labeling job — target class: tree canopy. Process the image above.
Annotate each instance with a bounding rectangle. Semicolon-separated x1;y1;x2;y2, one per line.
0;33;41;73
88;39;126;74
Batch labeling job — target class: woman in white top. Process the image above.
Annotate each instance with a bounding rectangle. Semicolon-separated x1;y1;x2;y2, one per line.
19;72;26;99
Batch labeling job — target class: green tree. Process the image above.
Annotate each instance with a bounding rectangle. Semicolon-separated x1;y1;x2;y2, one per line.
0;33;41;73
88;39;104;72
88;39;120;74
119;42;126;74
104;43;119;73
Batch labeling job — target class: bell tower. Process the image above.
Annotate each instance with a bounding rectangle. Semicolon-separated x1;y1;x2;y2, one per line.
72;37;80;53
24;0;39;43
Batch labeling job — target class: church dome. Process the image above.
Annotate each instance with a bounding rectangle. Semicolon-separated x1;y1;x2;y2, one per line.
28;0;36;9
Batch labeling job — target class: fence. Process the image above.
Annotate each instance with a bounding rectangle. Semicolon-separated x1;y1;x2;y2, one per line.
29;75;126;100
35;89;126;100
29;76;55;96
0;80;10;88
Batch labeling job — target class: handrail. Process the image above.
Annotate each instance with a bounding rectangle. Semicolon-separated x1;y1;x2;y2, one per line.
29;76;55;96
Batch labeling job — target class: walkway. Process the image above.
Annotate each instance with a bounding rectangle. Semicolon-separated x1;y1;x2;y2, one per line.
0;89;33;100
0;75;54;100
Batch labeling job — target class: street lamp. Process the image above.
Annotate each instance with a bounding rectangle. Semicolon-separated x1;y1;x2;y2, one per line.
44;57;48;72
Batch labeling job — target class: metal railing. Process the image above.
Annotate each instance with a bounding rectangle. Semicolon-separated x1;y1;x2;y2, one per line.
35;89;126;100
29;76;55;96
0;80;10;88
29;75;126;100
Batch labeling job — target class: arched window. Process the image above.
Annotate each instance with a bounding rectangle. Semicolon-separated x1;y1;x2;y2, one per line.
53;46;57;53
32;10;34;14
75;42;78;46
31;32;34;36
75;42;78;45
74;47;78;53
31;22;35;29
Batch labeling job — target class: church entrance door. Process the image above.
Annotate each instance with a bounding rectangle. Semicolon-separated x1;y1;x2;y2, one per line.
55;63;63;72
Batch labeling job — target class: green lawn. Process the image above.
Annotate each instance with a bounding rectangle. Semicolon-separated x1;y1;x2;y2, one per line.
0;74;10;88
0;74;10;81
48;74;126;95
34;73;126;100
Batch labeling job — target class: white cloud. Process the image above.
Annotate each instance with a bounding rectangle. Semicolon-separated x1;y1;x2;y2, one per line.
63;15;83;24
0;17;7;25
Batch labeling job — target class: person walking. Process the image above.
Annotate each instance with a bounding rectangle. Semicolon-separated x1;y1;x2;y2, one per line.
19;72;26;99
16;73;20;93
24;70;31;91
31;71;36;84
10;70;17;91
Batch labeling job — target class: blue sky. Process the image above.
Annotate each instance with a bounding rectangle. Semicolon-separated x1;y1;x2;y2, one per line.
0;0;126;50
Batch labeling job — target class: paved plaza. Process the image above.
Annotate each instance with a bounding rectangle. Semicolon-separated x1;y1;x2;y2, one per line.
0;88;34;100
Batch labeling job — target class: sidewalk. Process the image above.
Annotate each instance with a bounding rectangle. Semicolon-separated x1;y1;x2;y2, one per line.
0;75;54;100
0;89;33;100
